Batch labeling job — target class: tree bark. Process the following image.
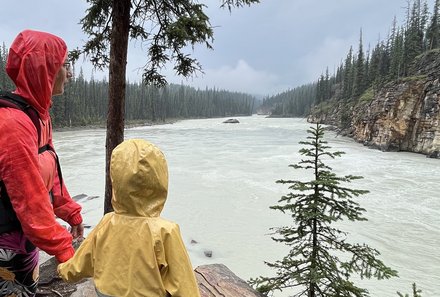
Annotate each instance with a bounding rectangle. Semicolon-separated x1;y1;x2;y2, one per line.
104;0;130;214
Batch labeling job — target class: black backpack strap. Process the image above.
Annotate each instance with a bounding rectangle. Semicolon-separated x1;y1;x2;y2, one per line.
0;91;41;145
0;181;22;233
38;144;64;194
0;180;36;251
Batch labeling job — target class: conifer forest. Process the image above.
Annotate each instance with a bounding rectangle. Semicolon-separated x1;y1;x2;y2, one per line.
0;46;255;128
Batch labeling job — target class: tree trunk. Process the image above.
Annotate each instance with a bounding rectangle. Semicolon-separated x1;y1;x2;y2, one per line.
309;130;320;297
104;0;130;214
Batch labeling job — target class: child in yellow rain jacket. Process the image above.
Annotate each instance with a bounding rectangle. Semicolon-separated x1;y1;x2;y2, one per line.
58;139;201;297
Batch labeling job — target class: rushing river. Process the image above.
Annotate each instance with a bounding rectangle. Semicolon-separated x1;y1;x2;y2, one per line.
54;116;440;297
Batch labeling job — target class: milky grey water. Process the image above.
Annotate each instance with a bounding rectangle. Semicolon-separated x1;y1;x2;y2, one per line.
54;116;440;297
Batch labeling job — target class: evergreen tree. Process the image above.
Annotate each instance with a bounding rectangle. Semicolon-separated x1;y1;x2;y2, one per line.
397;283;423;297
420;0;430;51
389;25;405;79
0;43;14;91
262;83;316;117
251;124;398;297
324;67;331;101
0;44;5;90
335;63;344;85
316;73;326;105
352;29;366;98
367;42;381;89
363;45;370;87
342;46;354;100
403;0;426;75
426;0;440;49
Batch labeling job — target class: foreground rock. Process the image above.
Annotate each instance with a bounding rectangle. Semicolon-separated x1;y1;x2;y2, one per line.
38;258;262;297
37;254;96;296
195;264;264;297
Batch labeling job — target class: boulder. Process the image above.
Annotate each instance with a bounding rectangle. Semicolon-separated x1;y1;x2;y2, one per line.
223;118;240;124
195;264;264;297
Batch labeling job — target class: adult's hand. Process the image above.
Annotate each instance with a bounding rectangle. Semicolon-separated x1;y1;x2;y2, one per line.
70;223;84;240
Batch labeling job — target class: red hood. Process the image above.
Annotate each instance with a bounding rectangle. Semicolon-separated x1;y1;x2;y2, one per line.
6;30;67;120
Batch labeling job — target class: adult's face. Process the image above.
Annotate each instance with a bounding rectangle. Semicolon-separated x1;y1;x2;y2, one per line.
52;61;72;96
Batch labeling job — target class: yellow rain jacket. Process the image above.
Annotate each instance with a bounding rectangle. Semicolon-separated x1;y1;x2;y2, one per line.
58;139;201;297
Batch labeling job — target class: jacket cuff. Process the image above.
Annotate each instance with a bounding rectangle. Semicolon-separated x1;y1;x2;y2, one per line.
56;247;75;263
69;213;83;226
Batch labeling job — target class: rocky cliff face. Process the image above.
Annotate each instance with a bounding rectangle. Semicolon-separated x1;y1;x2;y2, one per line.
309;50;440;158
351;77;440;157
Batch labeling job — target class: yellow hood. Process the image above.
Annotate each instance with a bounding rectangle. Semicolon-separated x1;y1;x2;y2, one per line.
111;139;168;217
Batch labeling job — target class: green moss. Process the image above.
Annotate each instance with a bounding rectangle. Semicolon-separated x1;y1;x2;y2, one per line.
359;87;375;103
401;75;428;82
415;48;440;60
312;99;346;119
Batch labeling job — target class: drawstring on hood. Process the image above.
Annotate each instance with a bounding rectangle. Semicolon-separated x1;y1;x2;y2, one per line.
6;30;67;120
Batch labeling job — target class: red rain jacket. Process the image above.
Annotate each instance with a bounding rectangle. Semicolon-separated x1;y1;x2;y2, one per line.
0;30;82;262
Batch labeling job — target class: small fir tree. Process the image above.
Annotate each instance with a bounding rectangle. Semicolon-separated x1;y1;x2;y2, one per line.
251;123;397;297
397;283;422;297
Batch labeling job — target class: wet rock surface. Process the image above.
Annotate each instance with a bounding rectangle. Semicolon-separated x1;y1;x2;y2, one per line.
37;254;95;297
195;264;264;297
38;256;261;297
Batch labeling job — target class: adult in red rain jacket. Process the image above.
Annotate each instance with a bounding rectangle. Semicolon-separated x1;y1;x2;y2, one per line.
0;30;84;296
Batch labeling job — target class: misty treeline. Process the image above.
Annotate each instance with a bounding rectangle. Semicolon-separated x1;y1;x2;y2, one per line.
261;0;440;117
0;45;255;127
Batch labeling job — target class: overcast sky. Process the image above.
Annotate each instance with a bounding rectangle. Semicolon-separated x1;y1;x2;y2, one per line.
0;0;436;96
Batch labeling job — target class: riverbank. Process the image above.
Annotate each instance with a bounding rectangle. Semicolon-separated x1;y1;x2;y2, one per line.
52;114;256;132
53;118;180;132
